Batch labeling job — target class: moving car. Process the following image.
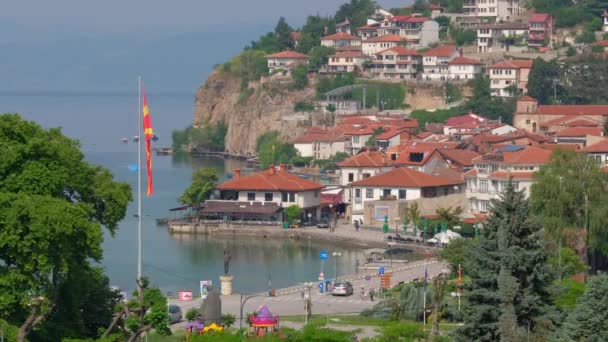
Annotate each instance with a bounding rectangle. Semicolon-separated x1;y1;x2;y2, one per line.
317;219;329;229
168;305;182;324
332;281;353;296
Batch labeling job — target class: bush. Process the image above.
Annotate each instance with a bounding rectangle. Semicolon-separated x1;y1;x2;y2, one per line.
186;308;198;321
221;313;236;327
290;64;309;90
294;101;316;112
566;46;576;57
575;30;596;44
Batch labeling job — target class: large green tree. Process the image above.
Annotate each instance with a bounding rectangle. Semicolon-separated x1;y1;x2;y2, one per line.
274;17;294;51
0;114;132;342
454;182;558;341
179;168;218;208
558;273;608;341
530;149;608;269
527;58;564;104
466;75;516;124
334;0;376;29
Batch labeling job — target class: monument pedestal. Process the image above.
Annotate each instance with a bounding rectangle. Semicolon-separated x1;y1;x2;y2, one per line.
219;275;234;296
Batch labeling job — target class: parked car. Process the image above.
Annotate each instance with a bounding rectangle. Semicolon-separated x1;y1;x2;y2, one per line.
168;305;182;324
332;281;353;296
317;219;329;229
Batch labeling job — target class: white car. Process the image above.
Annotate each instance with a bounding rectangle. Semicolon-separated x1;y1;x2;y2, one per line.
168;305;182;324
332;281;354;296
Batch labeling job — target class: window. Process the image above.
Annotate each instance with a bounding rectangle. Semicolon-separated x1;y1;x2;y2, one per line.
314;191;319;198
479;179;488;193
265;193;273;201
247;192;256;201
282;192;288;202
348;173;354;182
398;189;406;199
355;188;361;198
366;188;374;198
363;173;371;179
383;189;391;197
595;155;602;165
479;200;490;212
526;119;530;124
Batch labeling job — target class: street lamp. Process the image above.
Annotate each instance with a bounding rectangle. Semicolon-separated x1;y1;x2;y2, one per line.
239;294;263;329
332;251;342;280
329;204;333;232
303;282;314;324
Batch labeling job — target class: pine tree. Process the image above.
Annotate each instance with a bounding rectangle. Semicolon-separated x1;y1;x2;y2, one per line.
454;182;558;341
559;273;608;341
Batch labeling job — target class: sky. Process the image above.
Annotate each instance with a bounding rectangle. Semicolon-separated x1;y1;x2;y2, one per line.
0;0;409;92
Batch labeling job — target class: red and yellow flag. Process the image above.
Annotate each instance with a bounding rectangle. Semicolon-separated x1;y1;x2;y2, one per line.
142;87;154;196
457;264;463;296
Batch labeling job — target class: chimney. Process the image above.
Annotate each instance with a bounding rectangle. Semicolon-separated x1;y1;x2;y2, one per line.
234;169;241;180
459;48;463;57
269;164;275;175
382;152;387;165
280;164;287;172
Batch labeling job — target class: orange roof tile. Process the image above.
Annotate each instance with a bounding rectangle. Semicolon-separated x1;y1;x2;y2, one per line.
337;150;394;167
538;143;580;151
267;50;309;59
358;24;379;30
536;105;608;116
393;148;444;166
566;119;600;127
217;168;323;192
377;46;420;56
438;149;481;167
490;59;533;69
530;13;551;22
555;127;603;137
293;132;346;143
424;45;458;57
519;95;537;102
321;32;361;41
449;56;482;65
365;34;404;43
473;146;552;165
582;139;608;152
350;167;464;188
464;169;477;177
487;171;535;180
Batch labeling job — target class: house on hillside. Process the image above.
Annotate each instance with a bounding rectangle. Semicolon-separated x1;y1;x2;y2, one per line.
463;0;524;22
361;34;405;56
528;13;553;48
321;32;362;48
465;145;552;213
488;59;533;97
448;56;483;80
421;45;460;81
336;18;352;34
375;15;439;48
266;50;309;74
337;150;395;202
476;22;529;53
370;46;421;80
582;139;608;168
293;128;347;159
206;165;324;221
323;51;369;74
349;167;465;224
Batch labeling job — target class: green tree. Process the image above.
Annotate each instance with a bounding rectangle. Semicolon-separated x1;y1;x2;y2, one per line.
256;131;298;169
290;64;309;90
274;17;293;51
221;313;236;327
179;168;218;208
435;206;463;229
365;126;385;147
548;247;586;280
466;75;516;124
562;56;608;104
454;182;558;341
247;32;279;54
308;46;335;70
530;149;608;269
527;58;564;104
0;114;132;342
559;273;608;341
440;238;477;275
575;29;596;44
405;202;421;229
450;27;477;46
334;0;376;29
284;205;302;224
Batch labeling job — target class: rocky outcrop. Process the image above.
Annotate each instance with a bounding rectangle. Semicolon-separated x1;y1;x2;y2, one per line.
193;72;314;156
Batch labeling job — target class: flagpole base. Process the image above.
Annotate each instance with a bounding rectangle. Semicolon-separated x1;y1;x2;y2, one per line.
219;275;234;296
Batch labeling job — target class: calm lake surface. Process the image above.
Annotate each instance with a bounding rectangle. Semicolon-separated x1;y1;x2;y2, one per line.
0;91;365;294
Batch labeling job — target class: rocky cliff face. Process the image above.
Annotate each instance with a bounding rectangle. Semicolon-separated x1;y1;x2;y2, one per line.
193;72;314;156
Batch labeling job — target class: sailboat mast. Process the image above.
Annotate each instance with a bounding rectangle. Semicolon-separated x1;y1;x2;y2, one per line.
137;75;143;284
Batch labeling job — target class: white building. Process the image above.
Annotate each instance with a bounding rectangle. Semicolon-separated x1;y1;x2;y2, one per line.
421;45;460;81
293;129;347;159
324;51;368;74
266;50;309;74
488;59;533;97
321;32;362;48
448;56;483;81
477;22;529;53
361;34;406;56
349;167;465;224
375;16;440;48
465;145;552;214
370;46;421;80
464;0;524;22
582;139;608;168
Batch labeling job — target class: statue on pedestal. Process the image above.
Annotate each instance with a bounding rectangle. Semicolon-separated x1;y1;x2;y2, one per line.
224;249;232;275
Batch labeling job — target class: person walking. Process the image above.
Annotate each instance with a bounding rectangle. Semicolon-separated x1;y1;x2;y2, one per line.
354;220;359;232
369;288;375;302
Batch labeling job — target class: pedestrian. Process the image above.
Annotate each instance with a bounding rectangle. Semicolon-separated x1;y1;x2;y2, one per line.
369;288;375;302
354;220;359;232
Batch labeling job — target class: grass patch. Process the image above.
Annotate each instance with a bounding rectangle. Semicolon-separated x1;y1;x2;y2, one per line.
280;314;461;331
145;330;186;342
554;279;586;310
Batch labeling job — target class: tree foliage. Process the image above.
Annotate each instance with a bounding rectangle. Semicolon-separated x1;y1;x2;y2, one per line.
449;27;476;46
290;64;309;90
308;46;335;70
179;168;218;207
172;123;228;151
466;75;516;124
527;58;564;104
256;131;298;169
0;113;132;342
284;205;302;223
334;0;376;29
559;273;608;341
530;149;608;268
435;206;463;229
274;17;294;51
454;182;558;341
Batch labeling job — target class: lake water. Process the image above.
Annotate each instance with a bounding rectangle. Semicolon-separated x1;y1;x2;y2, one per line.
0;91;364;294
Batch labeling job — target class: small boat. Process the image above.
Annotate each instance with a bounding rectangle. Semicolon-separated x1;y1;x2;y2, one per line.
152;134;159;142
133;135;140;143
121;138;128;143
155;147;173;155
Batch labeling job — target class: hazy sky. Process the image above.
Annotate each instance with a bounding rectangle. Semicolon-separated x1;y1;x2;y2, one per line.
2;0;408;34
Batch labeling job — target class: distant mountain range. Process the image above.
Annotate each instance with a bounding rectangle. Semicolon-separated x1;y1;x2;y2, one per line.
0;25;271;93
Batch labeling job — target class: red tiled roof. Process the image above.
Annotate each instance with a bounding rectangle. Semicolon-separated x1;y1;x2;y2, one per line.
462;214;487;224
555;127;604;137
566;119;600;127
373;127;406;140
438;149;481;167
472;131;547;145
490;59;533;69
417;132;434;139
487;171;535;180
337;150;394;167
358;24;379;30
594;40;608;47
445;113;487;126
321;32;361;41
331;51;367;58
217;168;323;192
350;167;464;188
536;105;608;116
449;56;482;65
464;169;477;177
530;13;551;22
582;139;608;152
290;32;301;41
365;34;404;43
424;45;458;57
473;146;552;165
519;95;537;102
393;148;444;166
267;50;309;59
293;132;346;143
429;3;443;9
389;15;429;23
538;143;580;151
377;46;420;56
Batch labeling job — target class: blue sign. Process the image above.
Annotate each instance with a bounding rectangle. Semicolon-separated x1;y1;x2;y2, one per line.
320;251;328;260
378;266;385;275
365;275;371;281
318;282;324;293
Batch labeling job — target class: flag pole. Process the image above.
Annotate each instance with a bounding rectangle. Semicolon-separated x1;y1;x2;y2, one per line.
423;266;426;328
137;75;143;294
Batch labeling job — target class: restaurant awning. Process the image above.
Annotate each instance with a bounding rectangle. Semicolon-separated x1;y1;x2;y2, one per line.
200;201;282;215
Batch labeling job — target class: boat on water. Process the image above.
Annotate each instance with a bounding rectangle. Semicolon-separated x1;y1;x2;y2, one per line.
152;134;159;142
133;135;140;143
121;137;128;143
155;147;173;155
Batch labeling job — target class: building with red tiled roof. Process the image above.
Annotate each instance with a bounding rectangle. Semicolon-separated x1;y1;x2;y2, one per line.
421;45;460;81
466;145;552;214
266;50;309;73
372;46;421;80
582;139;608;168
372;15;439;49
361;34;406;55
349;167;465;224
324;50;368;74
555;127;604;147
513;96;608;137
321;32;362;49
529;13;553;47
448;56;483;81
293;127;348;159
488;59;533;97
438;149;481;169
210;164;324;221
